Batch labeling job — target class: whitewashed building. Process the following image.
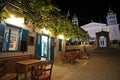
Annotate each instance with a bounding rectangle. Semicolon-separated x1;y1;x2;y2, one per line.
81;8;120;43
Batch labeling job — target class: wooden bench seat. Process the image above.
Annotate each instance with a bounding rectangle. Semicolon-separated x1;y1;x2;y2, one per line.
0;54;37;79
0;73;17;80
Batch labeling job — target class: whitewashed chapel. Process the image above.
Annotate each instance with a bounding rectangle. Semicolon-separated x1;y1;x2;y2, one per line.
81;8;120;45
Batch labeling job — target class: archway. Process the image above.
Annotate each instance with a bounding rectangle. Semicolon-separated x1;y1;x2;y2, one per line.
96;31;110;48
99;36;107;47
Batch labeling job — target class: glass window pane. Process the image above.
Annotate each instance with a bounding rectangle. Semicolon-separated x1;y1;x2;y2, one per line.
3;26;20;51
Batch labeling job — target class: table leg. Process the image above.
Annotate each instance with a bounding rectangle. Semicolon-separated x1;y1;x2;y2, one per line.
25;66;28;80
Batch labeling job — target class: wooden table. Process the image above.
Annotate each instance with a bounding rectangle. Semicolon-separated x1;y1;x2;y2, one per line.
16;59;41;80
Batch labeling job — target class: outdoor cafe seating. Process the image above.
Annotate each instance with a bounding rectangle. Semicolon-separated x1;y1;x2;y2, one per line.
61;50;85;64
0;54;53;80
31;61;53;80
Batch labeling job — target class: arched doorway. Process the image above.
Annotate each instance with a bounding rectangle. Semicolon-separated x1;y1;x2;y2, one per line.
96;31;110;48
99;36;107;47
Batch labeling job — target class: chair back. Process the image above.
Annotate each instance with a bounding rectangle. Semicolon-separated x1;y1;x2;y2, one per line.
33;61;53;80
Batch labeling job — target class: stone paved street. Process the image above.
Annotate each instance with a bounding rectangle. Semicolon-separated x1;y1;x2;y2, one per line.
52;47;120;80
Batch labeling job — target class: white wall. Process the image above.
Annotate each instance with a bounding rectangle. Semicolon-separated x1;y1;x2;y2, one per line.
81;22;120;41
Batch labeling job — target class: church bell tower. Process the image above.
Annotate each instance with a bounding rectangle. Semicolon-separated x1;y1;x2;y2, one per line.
72;14;78;26
106;8;118;25
106;8;120;41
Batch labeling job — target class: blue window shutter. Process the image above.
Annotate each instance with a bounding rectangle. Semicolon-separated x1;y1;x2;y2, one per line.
2;29;11;51
18;30;21;51
7;29;11;51
35;33;41;56
50;37;54;61
0;23;5;38
21;29;29;41
0;23;6;51
59;39;62;51
20;29;29;52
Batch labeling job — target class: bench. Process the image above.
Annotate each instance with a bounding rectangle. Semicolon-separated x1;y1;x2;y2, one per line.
0;54;37;79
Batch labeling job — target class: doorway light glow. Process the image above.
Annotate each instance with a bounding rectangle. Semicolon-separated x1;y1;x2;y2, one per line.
5;15;24;27
42;28;49;34
58;35;64;39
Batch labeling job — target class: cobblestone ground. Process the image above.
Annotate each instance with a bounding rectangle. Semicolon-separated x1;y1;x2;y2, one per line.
52;47;120;80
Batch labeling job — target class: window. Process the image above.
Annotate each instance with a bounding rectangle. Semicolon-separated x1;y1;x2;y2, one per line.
3;26;20;51
0;22;29;52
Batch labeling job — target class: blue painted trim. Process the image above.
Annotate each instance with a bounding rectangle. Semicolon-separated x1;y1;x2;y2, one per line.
18;29;22;51
7;29;11;51
35;33;41;56
21;29;29;41
0;23;6;38
0;22;6;51
50;37;54;61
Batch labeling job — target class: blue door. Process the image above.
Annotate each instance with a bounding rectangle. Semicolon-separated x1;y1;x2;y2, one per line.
35;33;41;56
50;37;54;61
35;33;54;61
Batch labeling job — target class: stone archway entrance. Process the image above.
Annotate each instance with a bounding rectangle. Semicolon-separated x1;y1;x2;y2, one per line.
96;31;110;48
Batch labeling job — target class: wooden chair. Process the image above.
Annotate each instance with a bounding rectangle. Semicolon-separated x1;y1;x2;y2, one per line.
76;51;81;59
0;61;18;80
32;61;53;80
67;53;76;64
61;53;68;63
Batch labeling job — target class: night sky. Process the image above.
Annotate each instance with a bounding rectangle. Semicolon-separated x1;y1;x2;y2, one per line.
51;0;120;26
